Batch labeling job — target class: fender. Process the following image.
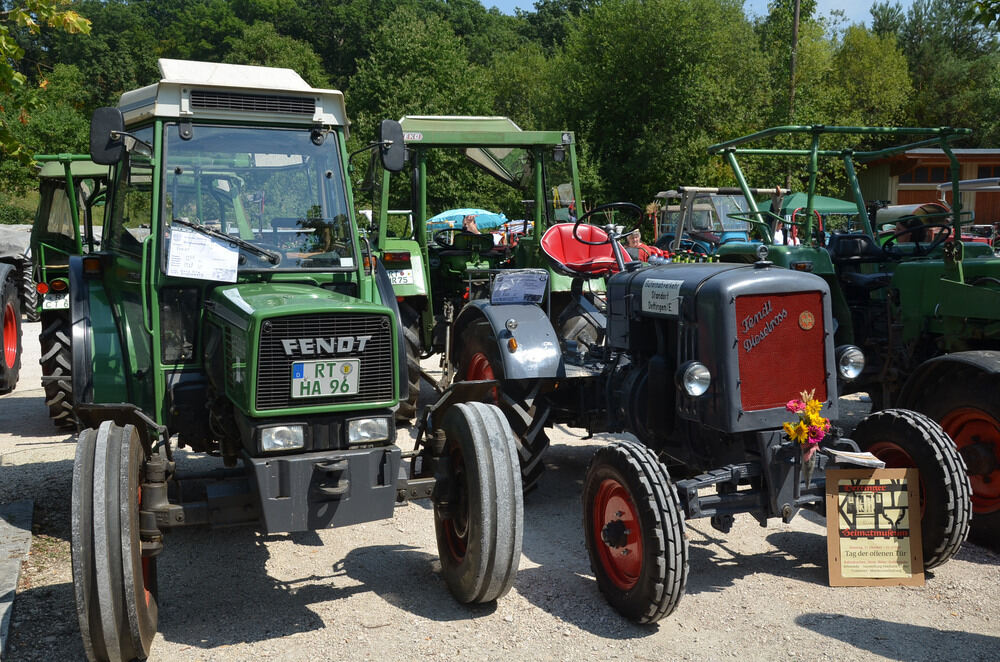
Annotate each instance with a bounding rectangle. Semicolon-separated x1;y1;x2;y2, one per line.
374;259;408;404
451;299;563;380
896;350;1000;409
69;255;128;404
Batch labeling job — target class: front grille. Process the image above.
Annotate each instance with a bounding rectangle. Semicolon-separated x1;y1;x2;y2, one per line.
256;314;395;411
190;90;315;115
735;292;827;411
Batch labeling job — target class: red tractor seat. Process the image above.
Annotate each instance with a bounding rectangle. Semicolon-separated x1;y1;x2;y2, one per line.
541;223;618;277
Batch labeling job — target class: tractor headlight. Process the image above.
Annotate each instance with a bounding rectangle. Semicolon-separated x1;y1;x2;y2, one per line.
836;345;865;381
678;361;712;397
261;425;305;452
348;417;390;445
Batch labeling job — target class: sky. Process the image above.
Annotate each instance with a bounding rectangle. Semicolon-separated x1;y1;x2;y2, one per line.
483;1;917;27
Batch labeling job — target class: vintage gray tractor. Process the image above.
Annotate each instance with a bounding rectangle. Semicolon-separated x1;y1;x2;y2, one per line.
448;202;971;622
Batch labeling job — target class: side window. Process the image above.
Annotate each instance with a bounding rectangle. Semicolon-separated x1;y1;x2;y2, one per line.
43;183;76;239
107;157;153;255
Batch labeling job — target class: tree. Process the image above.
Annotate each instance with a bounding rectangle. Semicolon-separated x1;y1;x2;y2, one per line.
1;0;90;166
552;0;769;204
224;21;329;87
829;25;913;126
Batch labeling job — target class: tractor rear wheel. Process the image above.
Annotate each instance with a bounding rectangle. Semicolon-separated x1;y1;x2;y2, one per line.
72;422;159;661
853;409;972;568
914;373;1000;548
0;271;22;394
582;439;688;624
40;311;76;429
457;324;550;491
434;401;523;603
20;259;39;322
395;303;421;424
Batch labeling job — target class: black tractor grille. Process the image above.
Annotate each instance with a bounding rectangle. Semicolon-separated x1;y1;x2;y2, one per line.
256;314;395;411
190;90;315;115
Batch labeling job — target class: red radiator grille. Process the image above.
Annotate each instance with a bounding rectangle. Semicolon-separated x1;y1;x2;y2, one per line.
735;291;827;411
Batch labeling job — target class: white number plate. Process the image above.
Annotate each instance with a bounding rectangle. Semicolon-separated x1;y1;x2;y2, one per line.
42;292;70;310
388;269;414;285
291;359;360;398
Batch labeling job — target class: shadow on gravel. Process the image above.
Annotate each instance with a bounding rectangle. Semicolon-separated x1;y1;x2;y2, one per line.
795;613;1000;661
0;393;71;441
0;459;74;543
156;528;495;650
5;580;85;661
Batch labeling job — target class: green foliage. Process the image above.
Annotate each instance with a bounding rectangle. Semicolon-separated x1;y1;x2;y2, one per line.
224;21;328;87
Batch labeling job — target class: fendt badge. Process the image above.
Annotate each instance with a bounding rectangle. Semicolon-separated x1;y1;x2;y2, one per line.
740;299;788;353
281;335;373;356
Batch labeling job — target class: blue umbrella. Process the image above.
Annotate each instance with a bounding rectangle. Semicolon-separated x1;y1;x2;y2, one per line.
425;208;508;233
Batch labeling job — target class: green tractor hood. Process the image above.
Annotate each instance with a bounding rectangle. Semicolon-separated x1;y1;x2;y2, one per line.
204;282;401;417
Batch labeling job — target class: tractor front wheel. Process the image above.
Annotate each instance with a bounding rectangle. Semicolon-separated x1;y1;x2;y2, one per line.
853;409;972;568
434;401;523;604
72;422;159;661
0;271;22;394
582;439;688;624
395;303;422;424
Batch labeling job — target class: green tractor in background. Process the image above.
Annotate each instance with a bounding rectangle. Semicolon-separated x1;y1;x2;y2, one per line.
68;59;523;662
27;155;109;426
709;125;1000;546
363;116;592;488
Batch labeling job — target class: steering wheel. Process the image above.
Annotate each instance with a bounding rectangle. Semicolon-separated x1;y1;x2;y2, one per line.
433;227;464;249
881;222;953;258
572;202;644;246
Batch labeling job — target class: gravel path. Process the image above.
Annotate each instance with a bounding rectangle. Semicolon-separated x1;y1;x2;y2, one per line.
1;320;998;661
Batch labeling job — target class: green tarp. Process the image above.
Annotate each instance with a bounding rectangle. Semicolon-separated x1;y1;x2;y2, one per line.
770;192;861;215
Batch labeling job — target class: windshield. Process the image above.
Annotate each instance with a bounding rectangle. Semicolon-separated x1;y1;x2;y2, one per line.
163;124;354;272
710;194;752;232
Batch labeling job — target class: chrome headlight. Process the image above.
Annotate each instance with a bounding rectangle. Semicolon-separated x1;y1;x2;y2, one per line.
348;417;390;445
836;345;865;380
261;425;305;452
678;361;711;397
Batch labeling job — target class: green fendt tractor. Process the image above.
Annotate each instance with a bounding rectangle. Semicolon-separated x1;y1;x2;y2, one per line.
70;59;523;662
28;155;109;426
363;115;589;486
709;125;1000;545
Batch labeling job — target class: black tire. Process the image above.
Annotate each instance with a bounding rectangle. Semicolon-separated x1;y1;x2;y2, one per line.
912;371;1000;548
0;272;22;394
72;422;158;661
395;303;421;424
456;323;550;491
434;401;523;603
39;312;76;429
582;439;688;624
20;259;39;322
852;409;972;568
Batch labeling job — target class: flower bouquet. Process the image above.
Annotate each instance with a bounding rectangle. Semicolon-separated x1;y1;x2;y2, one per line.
783;389;830;485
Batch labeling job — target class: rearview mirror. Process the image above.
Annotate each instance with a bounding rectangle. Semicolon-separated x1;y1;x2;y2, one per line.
90;107;126;165
378;120;405;173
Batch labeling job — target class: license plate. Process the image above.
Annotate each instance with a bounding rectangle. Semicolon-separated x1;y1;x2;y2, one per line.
388;269;414;285
291;359;360;398
42;292;69;310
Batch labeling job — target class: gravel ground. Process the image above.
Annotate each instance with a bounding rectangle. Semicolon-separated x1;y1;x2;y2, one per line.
1;320;998;661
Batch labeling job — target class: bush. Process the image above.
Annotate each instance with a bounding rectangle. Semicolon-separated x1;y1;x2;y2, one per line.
0;200;34;225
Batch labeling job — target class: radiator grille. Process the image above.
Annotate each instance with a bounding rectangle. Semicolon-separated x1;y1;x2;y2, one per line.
735;292;827;411
190;90;315;115
256;314;395;411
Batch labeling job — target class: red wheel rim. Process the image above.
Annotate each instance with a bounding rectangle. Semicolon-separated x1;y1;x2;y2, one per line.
940;407;1000;514
592;478;643;591
3;302;15;369
442;445;470;563
465;352;495;381
465;352;498;401
866;441;927;518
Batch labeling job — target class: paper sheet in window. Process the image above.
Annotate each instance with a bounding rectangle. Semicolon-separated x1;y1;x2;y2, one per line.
166;223;239;282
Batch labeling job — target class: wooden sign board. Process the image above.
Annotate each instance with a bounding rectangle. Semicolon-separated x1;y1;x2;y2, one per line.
825;468;924;587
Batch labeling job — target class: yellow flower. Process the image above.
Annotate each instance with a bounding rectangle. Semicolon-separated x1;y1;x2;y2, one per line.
784;420;809;444
804;399;823;417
